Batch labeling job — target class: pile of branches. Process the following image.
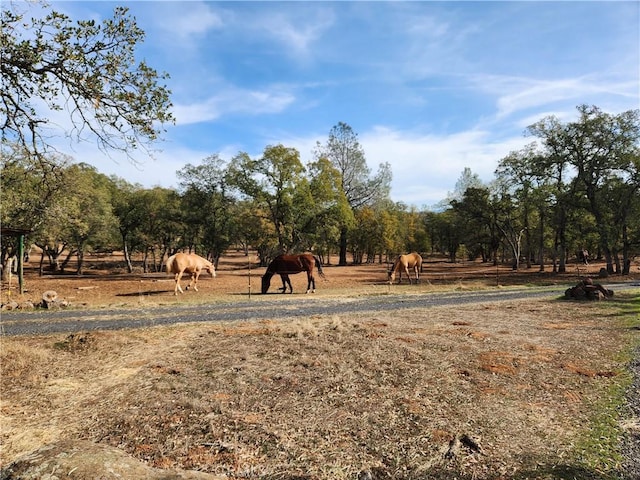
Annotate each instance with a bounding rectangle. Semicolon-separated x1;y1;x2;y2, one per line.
565;277;613;300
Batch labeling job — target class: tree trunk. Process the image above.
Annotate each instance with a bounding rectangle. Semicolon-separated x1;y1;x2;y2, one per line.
142;248;149;274
76;248;85;275
39;249;45;276
122;234;133;274
339;227;348;266
622;223;631;275
537;208;545;272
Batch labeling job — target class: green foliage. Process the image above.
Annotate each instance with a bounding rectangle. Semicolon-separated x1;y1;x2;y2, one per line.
1;3;173;162
61;164;119;272
177;154;235;260
0;141;66;233
2;100;637;272
226;145;309;256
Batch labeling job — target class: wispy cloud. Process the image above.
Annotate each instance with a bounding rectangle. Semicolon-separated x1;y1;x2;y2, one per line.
152;1;223;40
255;8;335;59
173;86;296;125
38;0;640;208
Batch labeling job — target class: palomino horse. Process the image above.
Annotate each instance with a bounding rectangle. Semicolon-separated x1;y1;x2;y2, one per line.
261;254;325;294
165;252;216;295
388;252;423;284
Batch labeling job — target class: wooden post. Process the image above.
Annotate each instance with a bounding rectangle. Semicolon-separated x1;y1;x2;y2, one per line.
18;234;24;294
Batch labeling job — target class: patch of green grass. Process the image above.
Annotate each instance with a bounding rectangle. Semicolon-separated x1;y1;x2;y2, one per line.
575;370;632;478
573;293;639;478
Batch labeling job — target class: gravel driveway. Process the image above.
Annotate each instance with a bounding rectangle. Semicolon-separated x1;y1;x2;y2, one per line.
0;286;569;336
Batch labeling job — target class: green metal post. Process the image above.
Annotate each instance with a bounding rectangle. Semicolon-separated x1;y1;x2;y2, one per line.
18;234;24;294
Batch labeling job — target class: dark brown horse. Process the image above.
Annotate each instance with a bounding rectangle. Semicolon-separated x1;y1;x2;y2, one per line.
261;254;325;294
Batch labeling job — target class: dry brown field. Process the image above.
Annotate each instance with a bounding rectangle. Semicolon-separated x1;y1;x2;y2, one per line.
1;252;639;479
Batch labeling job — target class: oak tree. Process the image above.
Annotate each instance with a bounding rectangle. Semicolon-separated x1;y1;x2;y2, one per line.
1;3;173;163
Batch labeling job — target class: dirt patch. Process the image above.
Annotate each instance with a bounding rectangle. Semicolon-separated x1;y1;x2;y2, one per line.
3;252;634;311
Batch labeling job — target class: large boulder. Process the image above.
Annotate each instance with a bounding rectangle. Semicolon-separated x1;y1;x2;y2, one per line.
0;440;225;480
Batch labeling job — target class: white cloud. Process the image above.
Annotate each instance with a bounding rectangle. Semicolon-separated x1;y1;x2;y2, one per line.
172;86;296;125
470;74;639;121
273;125;528;208
258;9;335;58
360;126;526;207
154;2;223;40
65;141;209;189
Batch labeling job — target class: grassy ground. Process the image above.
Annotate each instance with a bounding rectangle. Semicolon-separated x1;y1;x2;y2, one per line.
2;285;639;479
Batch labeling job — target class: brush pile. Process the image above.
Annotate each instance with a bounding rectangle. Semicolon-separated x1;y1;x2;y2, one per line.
564;277;613;300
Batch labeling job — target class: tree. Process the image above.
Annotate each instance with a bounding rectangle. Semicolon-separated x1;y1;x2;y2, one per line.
61;163;118;274
306;156;352;263
227;144;309;261
1;3;173;164
443;167;485;206
109;179;144;273
134;187;182;273
497;145;553;271
2;148;82;273
0;141;67;229
314;122;392;265
177;154;235;264
528;105;640;273
450;186;500;263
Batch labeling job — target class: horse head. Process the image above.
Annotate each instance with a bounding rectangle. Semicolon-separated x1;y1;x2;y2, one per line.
205;262;217;278
261;272;273;294
387;269;395;284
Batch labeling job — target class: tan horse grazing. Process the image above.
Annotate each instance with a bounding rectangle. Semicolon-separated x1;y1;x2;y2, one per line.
388;252;423;284
261;254;325;294
165;253;216;295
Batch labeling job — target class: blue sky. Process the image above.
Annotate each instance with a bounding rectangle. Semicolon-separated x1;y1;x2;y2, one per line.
41;1;640;208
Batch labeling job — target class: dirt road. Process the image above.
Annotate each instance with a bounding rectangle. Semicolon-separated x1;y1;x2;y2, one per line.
2;284;630;336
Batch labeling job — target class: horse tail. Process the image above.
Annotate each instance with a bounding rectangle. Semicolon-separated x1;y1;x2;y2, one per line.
314;256;326;279
165;254;177;274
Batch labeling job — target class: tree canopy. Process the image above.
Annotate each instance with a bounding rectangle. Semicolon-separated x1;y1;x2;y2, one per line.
1;3;174;163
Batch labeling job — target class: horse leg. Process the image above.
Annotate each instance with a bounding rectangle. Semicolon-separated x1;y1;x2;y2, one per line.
279;274;289;293
192;271;201;291
306;273;316;293
413;265;419;283
174;271;184;295
404;266;411;284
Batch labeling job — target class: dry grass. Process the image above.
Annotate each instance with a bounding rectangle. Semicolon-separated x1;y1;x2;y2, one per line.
2;291;639;479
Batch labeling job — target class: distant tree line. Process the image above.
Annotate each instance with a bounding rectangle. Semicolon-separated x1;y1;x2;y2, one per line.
2;108;639;279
